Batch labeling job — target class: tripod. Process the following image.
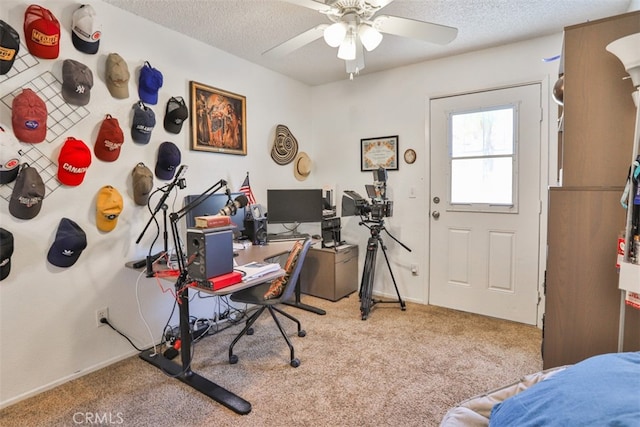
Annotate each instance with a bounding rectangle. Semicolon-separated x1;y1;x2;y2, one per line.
358;219;410;320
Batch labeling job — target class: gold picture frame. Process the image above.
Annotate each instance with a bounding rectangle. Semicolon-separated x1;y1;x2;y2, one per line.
361;135;399;171
189;81;246;155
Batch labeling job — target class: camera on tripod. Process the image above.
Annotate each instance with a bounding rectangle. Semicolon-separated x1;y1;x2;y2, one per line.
342;167;393;221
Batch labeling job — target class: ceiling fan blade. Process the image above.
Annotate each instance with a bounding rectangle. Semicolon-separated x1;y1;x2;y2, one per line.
374;15;458;45
280;0;333;12
262;24;328;58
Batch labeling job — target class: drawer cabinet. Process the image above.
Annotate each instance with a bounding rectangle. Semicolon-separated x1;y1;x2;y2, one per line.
301;245;359;301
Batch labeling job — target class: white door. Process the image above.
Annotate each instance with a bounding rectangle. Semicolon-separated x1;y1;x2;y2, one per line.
429;84;541;325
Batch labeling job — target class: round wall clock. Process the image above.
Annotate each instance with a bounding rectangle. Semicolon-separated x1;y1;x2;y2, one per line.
404;149;416;164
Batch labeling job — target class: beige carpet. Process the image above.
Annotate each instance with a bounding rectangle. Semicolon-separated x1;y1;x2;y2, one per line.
0;294;542;426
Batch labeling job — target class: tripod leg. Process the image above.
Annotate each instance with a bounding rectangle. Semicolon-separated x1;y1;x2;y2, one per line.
359;237;378;320
379;240;406;310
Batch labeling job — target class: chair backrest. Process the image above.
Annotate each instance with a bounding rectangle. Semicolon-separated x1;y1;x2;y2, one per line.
276;237;312;302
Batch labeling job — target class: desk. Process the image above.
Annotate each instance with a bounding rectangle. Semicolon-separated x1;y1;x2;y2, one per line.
127;239;321;415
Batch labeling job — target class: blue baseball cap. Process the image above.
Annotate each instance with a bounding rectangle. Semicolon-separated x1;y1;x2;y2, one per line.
155;141;181;180
47;218;87;268
138;61;163;105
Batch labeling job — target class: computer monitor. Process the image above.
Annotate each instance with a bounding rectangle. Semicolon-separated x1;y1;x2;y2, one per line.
183;192;246;233
266;189;323;224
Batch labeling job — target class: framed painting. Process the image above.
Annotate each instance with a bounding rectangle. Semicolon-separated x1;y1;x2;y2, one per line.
361;135;399;171
189;81;246;155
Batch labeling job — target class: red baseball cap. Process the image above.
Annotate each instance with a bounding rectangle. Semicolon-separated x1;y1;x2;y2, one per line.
94;114;124;162
24;5;60;59
11;88;47;143
58;137;91;186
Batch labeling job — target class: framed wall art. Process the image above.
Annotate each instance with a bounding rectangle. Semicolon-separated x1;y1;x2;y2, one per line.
361;135;399;171
189;81;246;155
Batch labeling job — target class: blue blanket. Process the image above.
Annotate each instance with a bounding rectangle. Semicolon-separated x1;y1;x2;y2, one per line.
490;352;640;426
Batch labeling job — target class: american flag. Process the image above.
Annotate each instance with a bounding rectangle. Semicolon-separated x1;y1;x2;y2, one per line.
239;173;256;205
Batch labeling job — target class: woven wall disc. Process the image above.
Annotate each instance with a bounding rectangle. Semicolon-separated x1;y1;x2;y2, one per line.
271;124;298;165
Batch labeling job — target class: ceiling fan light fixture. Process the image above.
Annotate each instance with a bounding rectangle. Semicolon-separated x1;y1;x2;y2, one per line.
337;34;356;61
358;24;383;51
324;22;347;48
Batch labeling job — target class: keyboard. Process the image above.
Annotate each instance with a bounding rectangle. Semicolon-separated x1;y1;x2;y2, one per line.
267;233;309;242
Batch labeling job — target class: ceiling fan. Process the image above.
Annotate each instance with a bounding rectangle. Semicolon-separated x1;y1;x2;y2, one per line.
263;0;458;78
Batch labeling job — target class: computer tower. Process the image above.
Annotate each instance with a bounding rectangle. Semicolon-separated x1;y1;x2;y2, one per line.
186;228;234;280
244;218;268;245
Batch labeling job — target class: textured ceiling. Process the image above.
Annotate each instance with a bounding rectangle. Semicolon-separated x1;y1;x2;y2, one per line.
101;0;634;86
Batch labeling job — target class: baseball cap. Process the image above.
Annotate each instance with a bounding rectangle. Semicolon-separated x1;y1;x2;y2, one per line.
131;101;155;144
106;53;129;99
23;4;60;59
58;137;91;186
9;163;45;220
0;123;22;184
132;162;153;206
47;218;87;268
138;61;163;105
61;59;93;106
0;228;14;280
0;20;20;75
71;4;100;54
96;185;123;232
11;88;47;143
164;97;188;134
155;141;181;180
94;114;124;162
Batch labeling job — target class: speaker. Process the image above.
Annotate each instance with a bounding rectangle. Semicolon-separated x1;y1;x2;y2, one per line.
244;218;268;245
186;228;234;280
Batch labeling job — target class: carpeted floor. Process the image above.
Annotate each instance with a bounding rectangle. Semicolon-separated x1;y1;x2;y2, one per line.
0;294;542;426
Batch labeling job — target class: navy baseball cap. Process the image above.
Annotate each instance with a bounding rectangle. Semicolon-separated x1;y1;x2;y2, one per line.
0;227;14;280
131;101;155;144
155;141;181;180
138;61;163;105
47;218;87;267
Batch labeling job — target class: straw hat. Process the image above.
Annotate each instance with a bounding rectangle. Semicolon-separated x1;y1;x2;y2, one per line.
271;124;298;165
294;152;311;181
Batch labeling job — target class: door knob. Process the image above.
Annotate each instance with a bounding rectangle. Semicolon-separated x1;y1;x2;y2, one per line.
432;211;440;219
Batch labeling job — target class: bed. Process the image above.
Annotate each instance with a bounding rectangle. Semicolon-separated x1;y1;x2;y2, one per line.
440;351;640;426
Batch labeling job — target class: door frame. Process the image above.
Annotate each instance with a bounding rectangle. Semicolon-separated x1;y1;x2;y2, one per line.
424;77;552;328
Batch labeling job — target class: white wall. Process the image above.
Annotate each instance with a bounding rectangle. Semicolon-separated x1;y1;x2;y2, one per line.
310;34;562;304
0;0;313;407
1;0;577;408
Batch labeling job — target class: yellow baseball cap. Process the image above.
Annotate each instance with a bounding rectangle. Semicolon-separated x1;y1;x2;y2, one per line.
96;185;123;232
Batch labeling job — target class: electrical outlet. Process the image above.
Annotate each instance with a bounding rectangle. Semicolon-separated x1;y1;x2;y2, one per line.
96;307;109;327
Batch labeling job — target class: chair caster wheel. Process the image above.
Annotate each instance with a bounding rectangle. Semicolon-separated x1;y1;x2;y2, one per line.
290;358;300;368
247;328;254;335
298;330;306;337
229;354;238;364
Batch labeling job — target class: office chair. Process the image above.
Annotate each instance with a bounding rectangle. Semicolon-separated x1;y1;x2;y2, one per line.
228;237;312;367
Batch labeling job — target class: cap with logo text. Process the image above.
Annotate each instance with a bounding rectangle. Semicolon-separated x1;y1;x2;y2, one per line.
9;163;45;220
0;123;22;184
47;218;87;268
61;59;93;106
95;114;124;162
106;53;129;99
131;101;155;144
96;185;123;232
23;4;60;59
0;20;20;75
71;4;100;54
58;137;91;186
12;88;47;143
164;97;188;134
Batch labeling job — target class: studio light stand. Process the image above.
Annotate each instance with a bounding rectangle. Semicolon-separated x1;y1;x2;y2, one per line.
137;177;252;415
358;218;410;320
